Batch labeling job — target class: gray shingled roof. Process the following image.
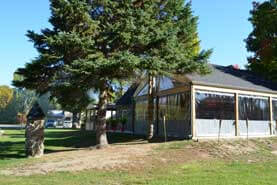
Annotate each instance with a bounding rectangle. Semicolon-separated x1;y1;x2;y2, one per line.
186;64;277;93
116;85;138;106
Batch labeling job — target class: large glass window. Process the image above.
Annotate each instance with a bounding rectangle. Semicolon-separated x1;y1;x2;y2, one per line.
239;95;269;120
135;98;157;121
137;84;148;96
196;91;235;119
137;77;186;96
135;99;148;121
158;77;185;91
159;92;190;120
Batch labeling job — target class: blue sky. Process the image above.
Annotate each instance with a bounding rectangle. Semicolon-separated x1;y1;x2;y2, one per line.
0;0;265;86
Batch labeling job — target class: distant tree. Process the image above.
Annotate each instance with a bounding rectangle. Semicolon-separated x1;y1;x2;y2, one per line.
51;86;94;123
0;89;33;123
12;74;37;115
15;89;37;114
37;93;61;114
0;86;13;109
245;0;277;81
13;74;59;115
0;89;60;124
111;81;131;103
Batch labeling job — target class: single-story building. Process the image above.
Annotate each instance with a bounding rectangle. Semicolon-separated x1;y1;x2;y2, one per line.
115;85;138;133
85;103;116;131
116;64;277;139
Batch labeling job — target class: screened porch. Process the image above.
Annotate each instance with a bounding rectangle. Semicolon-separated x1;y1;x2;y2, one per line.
134;76;191;138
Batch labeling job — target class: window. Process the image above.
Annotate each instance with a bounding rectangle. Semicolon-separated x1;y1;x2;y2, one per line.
137;84;148;96
196;91;235;119
158;77;185;91
159;92;190;121
135;99;147;120
239;95;269;120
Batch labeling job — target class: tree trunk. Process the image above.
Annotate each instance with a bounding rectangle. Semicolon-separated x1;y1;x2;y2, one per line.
73;112;78;123
95;83;109;149
0;129;4;136
147;75;155;140
25;120;44;157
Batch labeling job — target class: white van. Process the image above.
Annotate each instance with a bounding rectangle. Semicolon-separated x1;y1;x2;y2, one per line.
45;110;73;128
63;117;73;128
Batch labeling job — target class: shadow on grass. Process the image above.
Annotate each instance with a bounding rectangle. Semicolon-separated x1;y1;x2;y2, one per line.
0;129;185;159
44;130;147;149
0;141;26;160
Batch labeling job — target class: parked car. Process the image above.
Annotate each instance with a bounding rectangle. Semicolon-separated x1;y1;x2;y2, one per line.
55;119;65;128
45;119;57;128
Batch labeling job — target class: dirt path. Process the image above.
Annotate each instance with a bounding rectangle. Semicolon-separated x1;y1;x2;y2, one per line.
0;140;210;176
1;138;268;176
0;143;158;176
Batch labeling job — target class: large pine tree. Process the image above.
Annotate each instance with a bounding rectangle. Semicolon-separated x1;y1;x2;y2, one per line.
129;0;212;139
14;0;211;147
246;0;277;81
14;0;142;148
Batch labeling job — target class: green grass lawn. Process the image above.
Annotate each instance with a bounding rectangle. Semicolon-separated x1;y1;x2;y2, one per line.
0;129;141;169
1;129;277;185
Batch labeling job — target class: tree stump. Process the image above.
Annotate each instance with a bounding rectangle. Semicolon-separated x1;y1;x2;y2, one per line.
25;120;44;157
25;102;45;158
0;129;4;136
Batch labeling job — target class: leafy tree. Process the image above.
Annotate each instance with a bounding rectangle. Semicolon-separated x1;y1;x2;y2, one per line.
13;0;117;148
13;0;211;147
13;74;59;120
15;88;37;114
245;0;277;81
0;89;34;123
0;86;13;109
72;0;211;141
51;86;94;123
110;81;131;103
37;92;61;114
0;89;58;123
67;1;143;147
130;1;211;139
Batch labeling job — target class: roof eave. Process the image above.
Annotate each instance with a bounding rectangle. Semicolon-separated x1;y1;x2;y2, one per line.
191;81;277;95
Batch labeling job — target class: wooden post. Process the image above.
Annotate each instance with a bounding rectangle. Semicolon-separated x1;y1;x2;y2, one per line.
246;118;249;145
269;97;273;135
156;96;160;136
132;101;136;135
156;77;160;137
274;120;277;135
191;85;196;139
235;93;240;136
163;115;167;142
218;119;222;143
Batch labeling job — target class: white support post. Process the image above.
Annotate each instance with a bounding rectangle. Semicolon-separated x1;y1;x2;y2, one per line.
191;85;196;139
269;97;273;135
235;93;239;136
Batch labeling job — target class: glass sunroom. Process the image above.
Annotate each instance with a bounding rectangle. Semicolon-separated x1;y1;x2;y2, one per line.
134;81;191;138
118;64;277;139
